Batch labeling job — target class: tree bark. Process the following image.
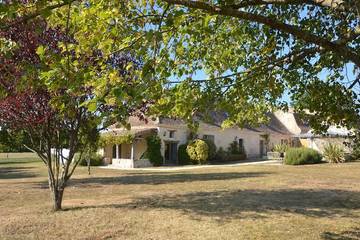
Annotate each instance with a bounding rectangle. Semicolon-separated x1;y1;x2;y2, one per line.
52;187;64;211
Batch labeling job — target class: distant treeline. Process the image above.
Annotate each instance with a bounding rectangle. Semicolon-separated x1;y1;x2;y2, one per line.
0;130;31;153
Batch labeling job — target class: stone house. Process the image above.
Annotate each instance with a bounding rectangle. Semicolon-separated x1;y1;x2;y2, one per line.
100;110;310;168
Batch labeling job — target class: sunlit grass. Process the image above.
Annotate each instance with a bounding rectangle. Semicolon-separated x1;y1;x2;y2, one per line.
1;157;360;240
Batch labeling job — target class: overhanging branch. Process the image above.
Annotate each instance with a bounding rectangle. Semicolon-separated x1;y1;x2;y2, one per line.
0;0;77;30
163;0;360;67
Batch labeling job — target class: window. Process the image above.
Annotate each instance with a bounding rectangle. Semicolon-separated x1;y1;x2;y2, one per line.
281;139;289;145
203;134;215;142
169;130;176;138
238;138;244;153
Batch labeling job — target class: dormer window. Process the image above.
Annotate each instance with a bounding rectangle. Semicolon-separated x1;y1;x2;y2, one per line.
169;130;176;138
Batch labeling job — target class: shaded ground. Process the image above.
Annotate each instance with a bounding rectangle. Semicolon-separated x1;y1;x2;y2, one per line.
1;157;360;240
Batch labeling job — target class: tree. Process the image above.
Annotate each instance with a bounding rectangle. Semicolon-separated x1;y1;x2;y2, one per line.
2;1;359;131
0;2;154;210
0;129;31;153
120;0;360;131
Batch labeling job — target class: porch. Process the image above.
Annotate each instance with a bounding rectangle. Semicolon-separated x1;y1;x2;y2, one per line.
102;128;157;168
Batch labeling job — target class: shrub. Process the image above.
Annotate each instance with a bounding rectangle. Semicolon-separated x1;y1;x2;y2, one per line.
186;139;209;164
146;135;163;166
214;145;247;162
323;143;346;163
228;140;243;154
76;153;104;166
349;130;360;161
178;144;191;165
215;147;228;162
284;147;322;165
352;147;360;161
202;139;217;161
226;153;247;162
273;144;289;153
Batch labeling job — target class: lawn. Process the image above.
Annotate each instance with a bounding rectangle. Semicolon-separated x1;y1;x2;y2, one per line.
1;157;360;240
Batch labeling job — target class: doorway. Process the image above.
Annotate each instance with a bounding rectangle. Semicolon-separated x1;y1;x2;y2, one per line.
164;142;178;165
259;140;265;157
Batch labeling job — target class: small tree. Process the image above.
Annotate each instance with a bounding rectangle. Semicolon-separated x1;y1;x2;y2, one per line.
0;90;102;210
187;139;209;164
0;4;150;210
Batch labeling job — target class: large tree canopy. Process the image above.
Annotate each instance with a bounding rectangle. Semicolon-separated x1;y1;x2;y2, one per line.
125;0;360;131
1;0;359;131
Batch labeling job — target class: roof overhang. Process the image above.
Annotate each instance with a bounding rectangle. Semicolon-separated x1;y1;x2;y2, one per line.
102;128;157;139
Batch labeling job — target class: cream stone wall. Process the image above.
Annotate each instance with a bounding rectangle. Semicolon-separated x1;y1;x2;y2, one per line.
197;123;292;158
157;125;190;162
197;124;260;158
133;139;148;160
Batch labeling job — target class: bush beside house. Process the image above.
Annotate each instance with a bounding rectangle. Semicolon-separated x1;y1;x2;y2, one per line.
75;153;104;166
284;147;322;165
213;142;247;162
225;140;247;162
323;143;346;163
203;139;217;161
273;144;289;157
146;135;163;166
186;139;209;164
178;144;191;165
349;130;360;161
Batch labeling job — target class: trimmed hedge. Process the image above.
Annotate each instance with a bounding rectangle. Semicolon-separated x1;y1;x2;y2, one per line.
284;147;322;165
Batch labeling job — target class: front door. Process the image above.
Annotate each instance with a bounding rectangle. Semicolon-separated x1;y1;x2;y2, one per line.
164;142;178;165
259;140;265;157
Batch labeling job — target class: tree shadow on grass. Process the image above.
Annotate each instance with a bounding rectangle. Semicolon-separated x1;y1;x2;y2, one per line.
0;166;37;179
321;228;360;240
67;171;270;186
68;188;360;221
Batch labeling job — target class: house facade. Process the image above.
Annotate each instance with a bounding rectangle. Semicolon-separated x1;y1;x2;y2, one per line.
100;110;309;168
297;126;352;153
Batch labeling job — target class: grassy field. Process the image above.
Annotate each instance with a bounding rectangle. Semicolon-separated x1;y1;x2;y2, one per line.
0;157;360;240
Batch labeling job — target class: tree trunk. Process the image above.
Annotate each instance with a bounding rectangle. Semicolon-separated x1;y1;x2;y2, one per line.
52;187;64;211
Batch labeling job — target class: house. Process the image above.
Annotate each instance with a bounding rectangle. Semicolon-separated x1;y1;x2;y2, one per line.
296;126;352;153
100;110;308;168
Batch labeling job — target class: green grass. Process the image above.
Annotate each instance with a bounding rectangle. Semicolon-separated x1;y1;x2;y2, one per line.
0;156;360;240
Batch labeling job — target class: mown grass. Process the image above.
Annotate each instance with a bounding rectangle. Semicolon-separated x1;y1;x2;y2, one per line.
0;157;360;240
